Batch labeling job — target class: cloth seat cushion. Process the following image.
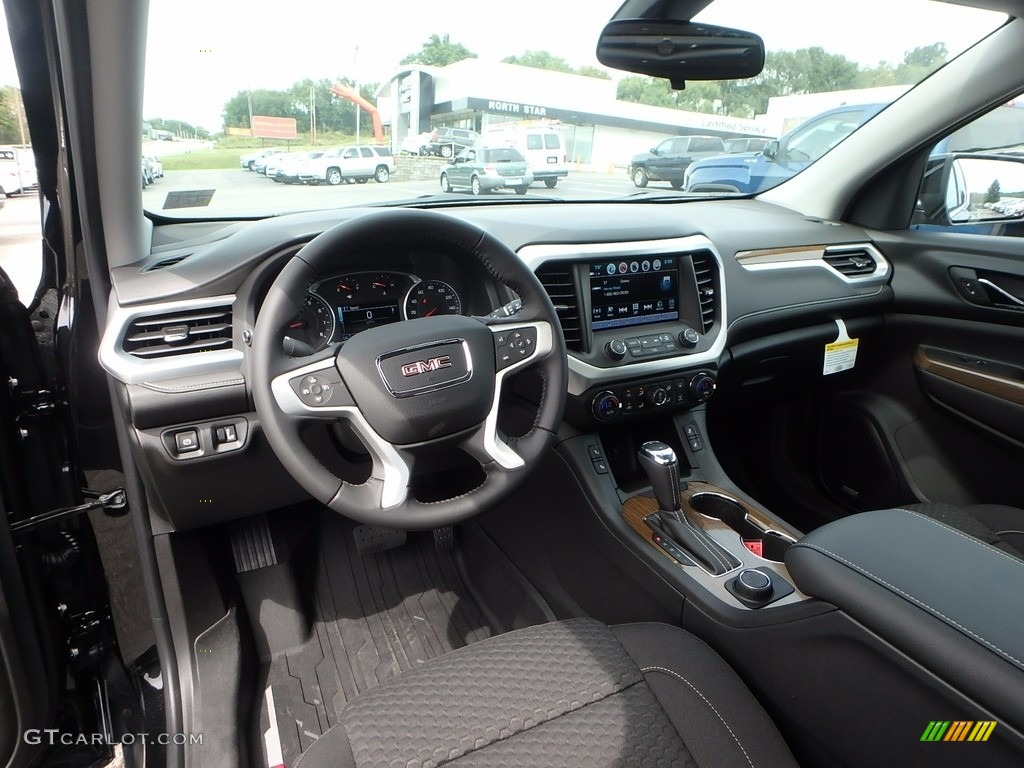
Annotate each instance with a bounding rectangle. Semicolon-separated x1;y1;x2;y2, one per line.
295;617;797;768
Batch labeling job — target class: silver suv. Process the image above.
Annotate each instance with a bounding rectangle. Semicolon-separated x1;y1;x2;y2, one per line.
300;145;395;185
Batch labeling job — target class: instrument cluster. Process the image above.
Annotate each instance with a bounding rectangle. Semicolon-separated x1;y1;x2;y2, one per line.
285;271;463;353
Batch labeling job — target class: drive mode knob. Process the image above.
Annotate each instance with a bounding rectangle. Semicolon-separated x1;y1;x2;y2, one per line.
734;569;773;601
689;372;717;402
592;391;621;421
648;386;670;407
605;339;627;360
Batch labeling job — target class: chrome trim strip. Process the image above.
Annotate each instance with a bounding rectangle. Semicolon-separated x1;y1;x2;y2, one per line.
517;237;728;396
99;294;243;385
483;321;554;469
735;242;890;285
270;356;410;508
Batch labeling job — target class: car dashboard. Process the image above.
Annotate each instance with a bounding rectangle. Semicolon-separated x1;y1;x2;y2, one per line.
99;198;893;533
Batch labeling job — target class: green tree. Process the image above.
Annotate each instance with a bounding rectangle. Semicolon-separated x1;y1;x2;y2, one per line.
986;178;1002;204
501;50;611;80
400;34;476;67
0;87;21;143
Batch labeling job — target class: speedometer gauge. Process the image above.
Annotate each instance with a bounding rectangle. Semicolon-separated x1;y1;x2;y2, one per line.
284;294;335;353
404;280;462;319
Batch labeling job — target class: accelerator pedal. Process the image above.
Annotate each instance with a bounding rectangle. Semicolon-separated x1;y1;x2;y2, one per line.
433;526;454;552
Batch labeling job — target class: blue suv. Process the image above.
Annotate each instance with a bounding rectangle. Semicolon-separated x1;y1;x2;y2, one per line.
684;104;886;194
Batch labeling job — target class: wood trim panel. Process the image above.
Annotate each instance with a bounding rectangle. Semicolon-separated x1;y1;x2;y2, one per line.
914;347;1024;407
622;481;799;564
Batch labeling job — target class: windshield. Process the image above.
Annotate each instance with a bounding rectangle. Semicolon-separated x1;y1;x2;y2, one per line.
136;0;1005;217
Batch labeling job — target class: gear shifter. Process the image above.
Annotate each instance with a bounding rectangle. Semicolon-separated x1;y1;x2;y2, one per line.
637;441;740;576
637;441;684;512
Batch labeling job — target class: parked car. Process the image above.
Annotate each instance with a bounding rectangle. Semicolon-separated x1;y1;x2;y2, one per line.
273;150;323;184
481;124;569;188
241;147;285;171
427;126;480;158
439;145;534;194
628;135;726;188
684;104;885;194
300;145;395;185
251;148;286;175
724;137;771;154
0;145;38;195
400;131;434;156
142;155;162;182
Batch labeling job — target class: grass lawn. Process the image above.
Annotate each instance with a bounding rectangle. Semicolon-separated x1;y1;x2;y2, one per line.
163;133;365;171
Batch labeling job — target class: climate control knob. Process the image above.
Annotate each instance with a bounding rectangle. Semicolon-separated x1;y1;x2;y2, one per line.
592;391;622;421
689;372;717;402
605;339;627;360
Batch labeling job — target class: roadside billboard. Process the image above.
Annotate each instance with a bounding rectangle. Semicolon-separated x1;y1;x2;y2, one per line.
251;116;297;140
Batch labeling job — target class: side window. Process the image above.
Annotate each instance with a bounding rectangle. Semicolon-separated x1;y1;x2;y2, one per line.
655;139;674;154
913;99;1024;236
359;147;373;158
526;135;543;150
544;134;560;149
343;148;358;159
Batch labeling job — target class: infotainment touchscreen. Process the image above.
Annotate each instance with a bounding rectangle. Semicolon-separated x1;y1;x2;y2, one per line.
589;256;679;331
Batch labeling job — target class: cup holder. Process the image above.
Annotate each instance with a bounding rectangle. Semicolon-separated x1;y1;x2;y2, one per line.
688;493;794;563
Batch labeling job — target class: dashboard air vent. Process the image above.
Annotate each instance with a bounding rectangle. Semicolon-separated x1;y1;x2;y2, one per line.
535;264;583;351
823;247;877;277
691;251;718;333
144;253;192;272
122;305;233;359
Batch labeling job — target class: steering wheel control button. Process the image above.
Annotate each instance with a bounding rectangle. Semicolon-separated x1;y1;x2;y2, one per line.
494;326;537;370
605;339;627;360
592;391;622;421
290;368;350;408
174;430;200;454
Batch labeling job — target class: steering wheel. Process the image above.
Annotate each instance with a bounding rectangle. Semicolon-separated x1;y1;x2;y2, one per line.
250;209;567;529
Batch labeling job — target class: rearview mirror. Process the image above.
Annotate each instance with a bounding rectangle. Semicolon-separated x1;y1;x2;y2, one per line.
597;19;764;89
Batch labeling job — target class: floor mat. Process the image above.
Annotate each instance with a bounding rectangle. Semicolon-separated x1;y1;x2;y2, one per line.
259;516;496;767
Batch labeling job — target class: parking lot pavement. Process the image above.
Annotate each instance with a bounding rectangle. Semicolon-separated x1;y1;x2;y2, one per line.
0;193;43;305
143;167;676;217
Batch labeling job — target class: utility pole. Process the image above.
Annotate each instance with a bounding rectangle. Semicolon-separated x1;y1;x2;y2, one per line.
353;46;360;144
13;88;27;146
310;85;317;145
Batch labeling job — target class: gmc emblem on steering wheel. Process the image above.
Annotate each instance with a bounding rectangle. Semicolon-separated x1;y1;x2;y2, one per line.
401;355;453;377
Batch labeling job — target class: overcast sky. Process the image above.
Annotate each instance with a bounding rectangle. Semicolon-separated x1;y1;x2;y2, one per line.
0;0;1007;132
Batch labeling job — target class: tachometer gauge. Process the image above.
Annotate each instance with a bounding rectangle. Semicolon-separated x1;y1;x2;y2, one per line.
404;280;462;319
284;294;335;353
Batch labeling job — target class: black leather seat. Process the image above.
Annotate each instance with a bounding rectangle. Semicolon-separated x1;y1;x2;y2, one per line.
296;618;797;768
909;502;1024;559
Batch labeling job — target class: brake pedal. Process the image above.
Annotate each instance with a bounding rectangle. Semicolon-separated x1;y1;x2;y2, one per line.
353;524;406;555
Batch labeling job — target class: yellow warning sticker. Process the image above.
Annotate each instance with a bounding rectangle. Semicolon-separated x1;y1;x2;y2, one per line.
823;338;859;375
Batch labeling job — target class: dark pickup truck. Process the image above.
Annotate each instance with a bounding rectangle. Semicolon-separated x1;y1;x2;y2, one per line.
628;135;726;188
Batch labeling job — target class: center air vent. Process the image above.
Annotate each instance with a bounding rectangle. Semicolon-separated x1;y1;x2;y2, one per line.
143;253;193;272
823;247;878;277
690;251;718;333
535;264;583;351
122;305;233;359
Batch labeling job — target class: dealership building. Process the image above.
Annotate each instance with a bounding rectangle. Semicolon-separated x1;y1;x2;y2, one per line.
374;59;774;169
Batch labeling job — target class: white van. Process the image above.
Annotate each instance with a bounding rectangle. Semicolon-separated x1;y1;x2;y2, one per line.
482;125;569;188
0;146;37;196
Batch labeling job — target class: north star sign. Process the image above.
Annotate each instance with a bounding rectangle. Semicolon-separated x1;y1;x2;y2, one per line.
487;100;548;117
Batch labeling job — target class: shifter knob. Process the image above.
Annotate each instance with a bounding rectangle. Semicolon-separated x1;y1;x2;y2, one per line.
638;441;682;513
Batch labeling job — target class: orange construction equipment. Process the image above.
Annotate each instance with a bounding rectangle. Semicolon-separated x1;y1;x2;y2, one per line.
329;84;384;144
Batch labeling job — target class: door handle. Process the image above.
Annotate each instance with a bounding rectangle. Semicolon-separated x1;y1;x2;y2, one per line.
976;278;1024;307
